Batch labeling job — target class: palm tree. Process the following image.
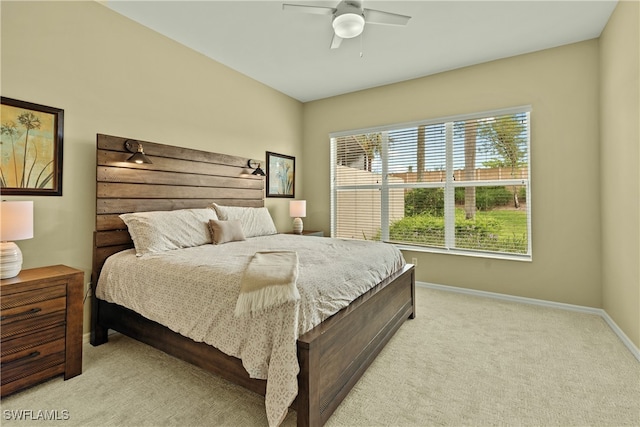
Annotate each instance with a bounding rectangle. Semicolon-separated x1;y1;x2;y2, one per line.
17;112;41;188
340;134;382;172
463;120;478;219
479;114;526;208
417;125;425;182
1;121;19;186
357;133;382;172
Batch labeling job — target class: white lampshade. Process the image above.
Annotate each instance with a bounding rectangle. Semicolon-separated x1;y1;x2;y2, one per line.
289;200;306;235
332;13;365;39
1;201;34;279
1;201;34;241
289;200;306;218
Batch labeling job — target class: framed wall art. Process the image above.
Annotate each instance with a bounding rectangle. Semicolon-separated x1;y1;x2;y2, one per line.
266;151;295;198
1;97;64;196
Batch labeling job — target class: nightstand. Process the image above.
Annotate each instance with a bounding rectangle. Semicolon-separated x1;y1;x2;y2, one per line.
1;265;83;397
284;230;324;237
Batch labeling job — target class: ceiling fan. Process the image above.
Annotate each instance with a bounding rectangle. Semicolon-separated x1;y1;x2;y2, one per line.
282;1;411;49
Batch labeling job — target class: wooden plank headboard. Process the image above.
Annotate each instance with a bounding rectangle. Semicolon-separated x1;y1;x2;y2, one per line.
92;133;264;285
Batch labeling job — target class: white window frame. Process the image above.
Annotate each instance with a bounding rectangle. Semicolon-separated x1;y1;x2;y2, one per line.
330;106;532;261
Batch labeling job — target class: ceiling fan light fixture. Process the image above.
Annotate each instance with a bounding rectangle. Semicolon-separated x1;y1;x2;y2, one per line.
332;12;365;38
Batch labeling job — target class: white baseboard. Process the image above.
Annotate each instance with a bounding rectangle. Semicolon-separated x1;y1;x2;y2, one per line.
417;281;640;362
599;310;640;362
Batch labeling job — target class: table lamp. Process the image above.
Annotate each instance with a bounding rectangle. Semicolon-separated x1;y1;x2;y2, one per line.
0;201;34;279
289;200;306;234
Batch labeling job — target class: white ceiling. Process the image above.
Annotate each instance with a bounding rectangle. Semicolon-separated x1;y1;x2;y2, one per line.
105;0;618;102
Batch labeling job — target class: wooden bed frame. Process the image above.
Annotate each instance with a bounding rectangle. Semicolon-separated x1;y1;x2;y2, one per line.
91;134;415;427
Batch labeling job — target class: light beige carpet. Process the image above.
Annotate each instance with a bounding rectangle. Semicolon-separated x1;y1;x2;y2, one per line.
1;286;638;426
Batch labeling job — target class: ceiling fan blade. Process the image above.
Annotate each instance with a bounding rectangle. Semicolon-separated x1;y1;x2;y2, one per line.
282;3;335;15
363;8;411;26
330;33;343;49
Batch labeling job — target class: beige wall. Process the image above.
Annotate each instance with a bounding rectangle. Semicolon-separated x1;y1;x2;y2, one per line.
1;1;303;333
304;40;603;308
600;0;640;347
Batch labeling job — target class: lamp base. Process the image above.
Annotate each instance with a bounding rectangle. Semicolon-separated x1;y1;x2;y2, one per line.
1;241;23;279
292;217;304;234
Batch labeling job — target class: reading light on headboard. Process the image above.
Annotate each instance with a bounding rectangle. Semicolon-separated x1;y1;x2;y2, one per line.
124;140;152;164
247;160;265;176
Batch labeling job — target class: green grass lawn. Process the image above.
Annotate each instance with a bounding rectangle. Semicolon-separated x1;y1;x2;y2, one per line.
389;207;528;254
459;208;528;253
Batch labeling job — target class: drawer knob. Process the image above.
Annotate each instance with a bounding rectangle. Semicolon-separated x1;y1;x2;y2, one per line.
0;307;42;321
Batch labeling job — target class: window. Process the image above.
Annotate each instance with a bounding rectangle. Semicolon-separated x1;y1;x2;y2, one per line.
330;106;531;259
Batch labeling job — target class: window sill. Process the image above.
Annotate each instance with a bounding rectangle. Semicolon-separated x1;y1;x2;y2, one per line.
394;243;532;262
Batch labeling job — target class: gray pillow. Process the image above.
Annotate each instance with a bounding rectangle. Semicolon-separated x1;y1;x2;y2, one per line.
208;219;246;245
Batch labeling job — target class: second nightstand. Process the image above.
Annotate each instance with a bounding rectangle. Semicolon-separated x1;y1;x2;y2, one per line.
284;230;324;237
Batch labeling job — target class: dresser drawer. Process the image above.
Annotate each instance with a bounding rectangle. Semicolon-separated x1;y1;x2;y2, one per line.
0;300;66;340
1;363;66;397
1;282;66;311
1;325;66;360
0;338;65;386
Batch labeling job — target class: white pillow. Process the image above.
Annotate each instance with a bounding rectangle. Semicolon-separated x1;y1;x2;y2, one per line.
211;203;278;238
120;208;218;256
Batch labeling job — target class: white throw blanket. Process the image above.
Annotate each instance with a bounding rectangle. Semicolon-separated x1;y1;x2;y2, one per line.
235;251;300;317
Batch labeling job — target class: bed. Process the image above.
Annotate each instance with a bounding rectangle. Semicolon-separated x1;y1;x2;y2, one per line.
91;134;415;427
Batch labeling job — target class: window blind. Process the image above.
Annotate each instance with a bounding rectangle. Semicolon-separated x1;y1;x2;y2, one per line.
331;107;531;258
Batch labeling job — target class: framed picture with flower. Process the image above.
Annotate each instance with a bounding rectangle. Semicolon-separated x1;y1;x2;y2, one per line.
266;151;295;198
1;97;64;196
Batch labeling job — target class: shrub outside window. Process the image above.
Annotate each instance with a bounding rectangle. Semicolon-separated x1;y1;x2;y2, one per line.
330;106;532;260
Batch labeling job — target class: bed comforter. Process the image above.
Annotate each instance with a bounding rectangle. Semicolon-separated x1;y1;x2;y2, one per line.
96;234;405;426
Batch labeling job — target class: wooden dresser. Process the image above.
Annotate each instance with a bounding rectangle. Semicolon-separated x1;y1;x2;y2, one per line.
1;265;83;397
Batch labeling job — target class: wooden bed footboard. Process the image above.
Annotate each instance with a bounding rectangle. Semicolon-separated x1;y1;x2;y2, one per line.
296;263;415;427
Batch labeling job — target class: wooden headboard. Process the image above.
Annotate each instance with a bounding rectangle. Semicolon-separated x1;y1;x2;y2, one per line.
92;134;264;286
